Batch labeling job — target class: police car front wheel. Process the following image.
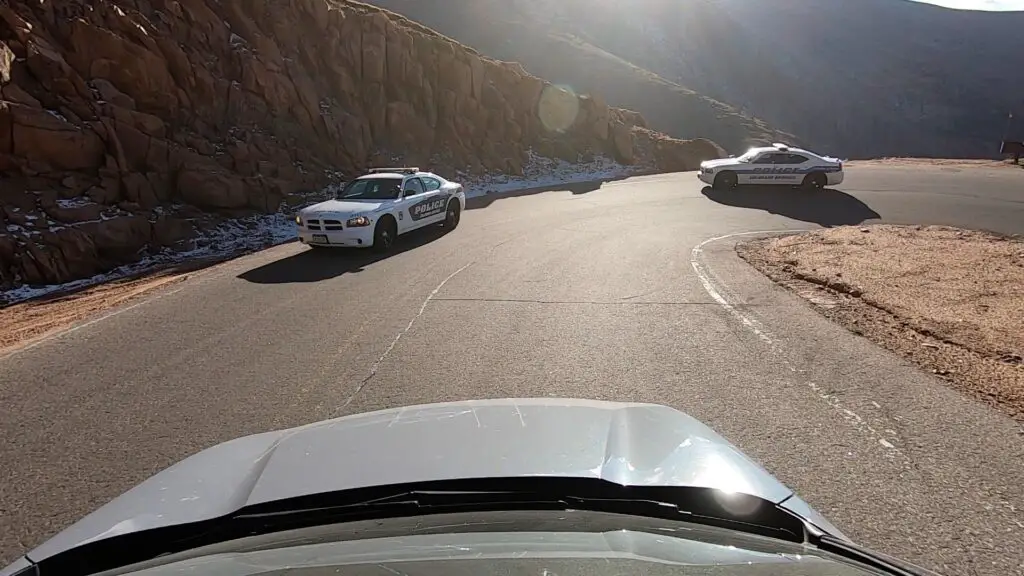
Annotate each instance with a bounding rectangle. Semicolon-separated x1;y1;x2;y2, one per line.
713;171;737;189
373;217;397;253
441;200;461;230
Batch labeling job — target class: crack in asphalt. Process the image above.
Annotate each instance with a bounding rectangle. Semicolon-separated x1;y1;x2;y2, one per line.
336;262;475;414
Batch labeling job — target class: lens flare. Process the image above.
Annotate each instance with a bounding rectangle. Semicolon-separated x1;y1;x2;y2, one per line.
537;84;580;133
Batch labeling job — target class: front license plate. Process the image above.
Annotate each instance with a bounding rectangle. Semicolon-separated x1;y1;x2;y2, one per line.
312;234;328;244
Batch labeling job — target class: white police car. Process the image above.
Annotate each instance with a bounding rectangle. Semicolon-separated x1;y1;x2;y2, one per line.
296;168;465;252
698;143;844;190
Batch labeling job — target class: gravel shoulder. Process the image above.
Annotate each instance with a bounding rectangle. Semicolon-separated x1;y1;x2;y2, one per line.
738;225;1024;422
0;270;192;355
845;158;1022;169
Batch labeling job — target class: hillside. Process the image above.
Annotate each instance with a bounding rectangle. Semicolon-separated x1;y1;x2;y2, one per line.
366;0;797;154
0;0;723;294
368;0;1024;159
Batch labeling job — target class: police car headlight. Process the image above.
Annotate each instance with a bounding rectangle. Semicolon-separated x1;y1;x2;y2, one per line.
295;215;302;225
347;216;371;227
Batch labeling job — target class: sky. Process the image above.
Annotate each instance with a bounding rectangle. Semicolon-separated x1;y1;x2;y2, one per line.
912;0;1024;9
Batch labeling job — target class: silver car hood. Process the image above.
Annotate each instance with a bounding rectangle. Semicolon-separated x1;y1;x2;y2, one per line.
20;398;846;564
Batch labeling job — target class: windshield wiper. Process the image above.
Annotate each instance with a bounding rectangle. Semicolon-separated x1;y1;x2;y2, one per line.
237;477;808;540
34;477;809;576
816;535;937;576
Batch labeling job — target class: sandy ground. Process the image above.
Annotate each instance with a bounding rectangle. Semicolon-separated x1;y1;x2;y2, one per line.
845;158;1022;168
0;269;194;355
738;225;1024;421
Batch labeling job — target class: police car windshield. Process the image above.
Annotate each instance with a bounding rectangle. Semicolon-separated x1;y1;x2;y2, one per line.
339;178;402;200
737;149;761;162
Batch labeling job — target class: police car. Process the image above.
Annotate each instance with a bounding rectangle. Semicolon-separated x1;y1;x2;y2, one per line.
698;143;844;190
296;168;465;252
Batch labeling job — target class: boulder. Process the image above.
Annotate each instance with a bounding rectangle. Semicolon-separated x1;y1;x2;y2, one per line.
0;41;13;84
177;164;249;210
7;103;105;170
122;172;158;208
0;0;727;294
93;78;137;110
79;215;153;262
153;216;195;247
610;121;635;165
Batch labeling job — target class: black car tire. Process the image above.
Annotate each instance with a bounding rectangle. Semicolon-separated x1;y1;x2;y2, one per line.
802;172;827;190
372;217;397;253
713;171;738;189
441;200;461;230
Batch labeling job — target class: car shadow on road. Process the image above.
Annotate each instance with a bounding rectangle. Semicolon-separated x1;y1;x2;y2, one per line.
701;185;881;227
237;226;449;284
466;176;634;211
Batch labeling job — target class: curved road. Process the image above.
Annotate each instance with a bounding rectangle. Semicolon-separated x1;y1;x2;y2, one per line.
2;164;1024;575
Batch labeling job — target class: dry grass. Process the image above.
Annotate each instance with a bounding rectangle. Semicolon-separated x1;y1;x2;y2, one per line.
738;225;1024;421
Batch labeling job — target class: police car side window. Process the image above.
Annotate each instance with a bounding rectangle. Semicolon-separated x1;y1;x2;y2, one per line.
759;153;783;164
404;178;425;196
786;154;809;164
421;177;441;191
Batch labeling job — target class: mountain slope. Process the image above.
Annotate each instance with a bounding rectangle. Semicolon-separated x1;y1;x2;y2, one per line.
369;0;1024;158
366;0;798;153
0;0;721;293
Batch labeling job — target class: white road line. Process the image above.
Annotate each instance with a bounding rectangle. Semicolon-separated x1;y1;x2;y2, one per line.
690;230;904;458
339;262;474;411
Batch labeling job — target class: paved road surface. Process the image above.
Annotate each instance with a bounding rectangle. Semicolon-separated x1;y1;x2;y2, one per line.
2;165;1024;575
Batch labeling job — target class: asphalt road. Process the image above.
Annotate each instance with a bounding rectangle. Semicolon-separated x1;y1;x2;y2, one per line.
2;164;1024;575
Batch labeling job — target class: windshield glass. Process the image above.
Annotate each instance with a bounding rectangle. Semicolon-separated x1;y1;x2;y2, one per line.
104;511;882;576
339;178;402;200
736;148;761;162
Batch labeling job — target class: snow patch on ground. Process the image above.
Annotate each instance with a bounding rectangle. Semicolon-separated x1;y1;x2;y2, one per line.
1;212;299;305
462;153;638;198
56;197;93;209
2;155;636;306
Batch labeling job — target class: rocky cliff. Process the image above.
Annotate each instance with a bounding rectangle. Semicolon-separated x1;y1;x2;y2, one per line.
0;0;723;295
370;0;1024;159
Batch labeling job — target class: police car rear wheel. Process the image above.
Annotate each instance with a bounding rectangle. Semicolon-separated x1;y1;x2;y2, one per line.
442;200;461;230
713;171;737;189
372;218;397;253
802;172;826;190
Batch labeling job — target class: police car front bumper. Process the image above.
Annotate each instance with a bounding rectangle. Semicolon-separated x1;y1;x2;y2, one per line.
298;225;375;248
697;169;715;185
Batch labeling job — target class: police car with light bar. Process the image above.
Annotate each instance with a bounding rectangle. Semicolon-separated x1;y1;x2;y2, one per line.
698;143;844;190
296;167;466;252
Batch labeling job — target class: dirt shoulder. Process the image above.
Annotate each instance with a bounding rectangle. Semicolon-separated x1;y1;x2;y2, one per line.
738;225;1024;422
0;267;200;356
845;158;1021;169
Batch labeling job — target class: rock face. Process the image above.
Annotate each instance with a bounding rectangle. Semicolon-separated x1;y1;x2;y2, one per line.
0;0;723;293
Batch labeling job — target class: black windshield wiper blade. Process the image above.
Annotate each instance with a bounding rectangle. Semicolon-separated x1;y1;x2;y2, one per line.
34;477;810;576
236;481;807;543
235;489;571;521
815;535;939;576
